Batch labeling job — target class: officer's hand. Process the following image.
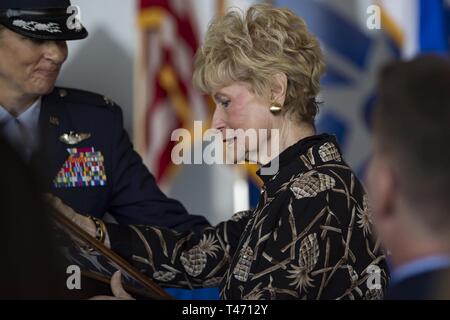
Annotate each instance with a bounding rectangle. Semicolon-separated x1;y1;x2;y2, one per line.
45;193;94;232
45;193;110;247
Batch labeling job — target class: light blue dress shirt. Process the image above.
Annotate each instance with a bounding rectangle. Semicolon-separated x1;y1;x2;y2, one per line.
0;98;41;161
391;255;450;286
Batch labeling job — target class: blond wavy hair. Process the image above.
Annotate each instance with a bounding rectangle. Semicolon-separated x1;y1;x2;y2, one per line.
193;4;325;125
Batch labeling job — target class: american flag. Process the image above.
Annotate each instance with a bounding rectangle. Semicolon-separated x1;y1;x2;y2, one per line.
135;0;212;186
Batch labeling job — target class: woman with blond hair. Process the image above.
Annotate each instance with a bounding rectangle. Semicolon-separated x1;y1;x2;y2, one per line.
51;4;388;300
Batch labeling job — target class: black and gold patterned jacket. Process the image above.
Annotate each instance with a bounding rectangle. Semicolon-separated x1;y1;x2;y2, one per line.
107;134;389;299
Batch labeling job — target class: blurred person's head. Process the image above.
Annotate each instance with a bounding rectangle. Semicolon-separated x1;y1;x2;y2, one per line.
0;136;67;299
367;55;450;267
193;4;325;164
0;135;117;298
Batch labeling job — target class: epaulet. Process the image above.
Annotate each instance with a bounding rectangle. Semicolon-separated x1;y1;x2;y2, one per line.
52;87;116;108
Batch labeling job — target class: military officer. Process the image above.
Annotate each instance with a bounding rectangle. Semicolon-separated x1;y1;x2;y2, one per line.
0;0;210;232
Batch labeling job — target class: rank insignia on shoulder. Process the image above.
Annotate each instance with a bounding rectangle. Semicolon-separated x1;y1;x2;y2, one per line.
103;96;115;106
59;131;91;145
54;147;107;188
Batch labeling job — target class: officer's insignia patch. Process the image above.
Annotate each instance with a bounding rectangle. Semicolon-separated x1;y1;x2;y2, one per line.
54;147;107;188
49;116;60;126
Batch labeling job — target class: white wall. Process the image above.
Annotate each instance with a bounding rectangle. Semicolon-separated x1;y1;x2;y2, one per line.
59;0;137;133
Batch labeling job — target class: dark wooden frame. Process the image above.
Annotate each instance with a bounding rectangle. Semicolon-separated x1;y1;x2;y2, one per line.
51;211;174;300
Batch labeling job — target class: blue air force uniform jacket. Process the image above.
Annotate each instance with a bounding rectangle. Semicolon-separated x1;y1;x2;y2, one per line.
32;87;210;232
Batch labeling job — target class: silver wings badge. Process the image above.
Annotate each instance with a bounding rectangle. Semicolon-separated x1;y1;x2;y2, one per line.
59;131;91;145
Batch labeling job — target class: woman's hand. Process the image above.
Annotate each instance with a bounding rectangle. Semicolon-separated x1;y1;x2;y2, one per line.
90;271;135;300
45;194;110;247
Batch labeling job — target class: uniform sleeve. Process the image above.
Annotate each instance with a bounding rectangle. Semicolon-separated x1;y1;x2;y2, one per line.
106;210;253;289
107;105;210;233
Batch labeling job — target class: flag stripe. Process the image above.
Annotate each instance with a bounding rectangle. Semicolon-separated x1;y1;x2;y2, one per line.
139;0;211;185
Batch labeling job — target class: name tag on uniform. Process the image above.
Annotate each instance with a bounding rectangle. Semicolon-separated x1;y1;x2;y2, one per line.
54;147;107;188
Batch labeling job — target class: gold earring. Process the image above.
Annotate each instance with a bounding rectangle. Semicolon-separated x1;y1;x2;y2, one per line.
270;102;282;114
